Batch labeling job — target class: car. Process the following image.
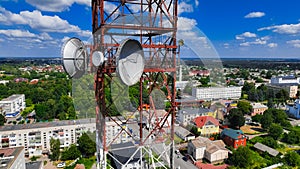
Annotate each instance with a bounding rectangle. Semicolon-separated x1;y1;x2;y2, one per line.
57;162;66;168
182;156;188;161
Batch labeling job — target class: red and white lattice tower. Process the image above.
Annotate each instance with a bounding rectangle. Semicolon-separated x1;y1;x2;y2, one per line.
91;0;178;168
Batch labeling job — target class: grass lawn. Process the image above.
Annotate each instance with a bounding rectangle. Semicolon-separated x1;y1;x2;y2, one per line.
65;156;96;169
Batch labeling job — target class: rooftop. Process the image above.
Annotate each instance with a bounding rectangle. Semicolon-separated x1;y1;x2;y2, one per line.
221;128;244;140
253;142;279;157
110;142;140;165
0;94;24;102
193;116;219;128
0;118;96;132
175;126;194;137
0;147;24;169
251;103;268;109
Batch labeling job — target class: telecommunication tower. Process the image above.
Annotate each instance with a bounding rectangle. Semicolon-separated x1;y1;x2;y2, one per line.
62;0;178;168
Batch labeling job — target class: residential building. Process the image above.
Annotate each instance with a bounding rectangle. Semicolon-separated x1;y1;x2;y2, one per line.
0;94;26;118
0;118;129;157
266;84;298;98
253;142;279;157
142;109;171;129
192;86;242;100
271;76;300;85
177;108;216;126
251;103;268;116
192;116;219;137
109;142;143;169
188;137;228;163
286;99;300;119
221;128;246;149
175;126;195;141
176;81;189;90
0;147;25;169
189;70;210;77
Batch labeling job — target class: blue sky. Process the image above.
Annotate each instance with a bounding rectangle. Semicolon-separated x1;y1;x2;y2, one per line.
0;0;300;58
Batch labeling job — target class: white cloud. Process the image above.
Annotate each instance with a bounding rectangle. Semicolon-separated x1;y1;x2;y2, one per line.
25;0;91;12
287;40;300;48
0;29;36;38
178;17;197;31
245;12;265;18
0;7;27;25
236;32;257;40
223;43;229;49
267;43;278;48
0;7;90;37
178;2;194;15
240;38;267;46
258;22;300;34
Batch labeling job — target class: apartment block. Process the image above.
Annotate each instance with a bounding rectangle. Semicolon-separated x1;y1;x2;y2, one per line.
0;94;26;118
192;86;242;100
0;147;25;169
0;118;129;157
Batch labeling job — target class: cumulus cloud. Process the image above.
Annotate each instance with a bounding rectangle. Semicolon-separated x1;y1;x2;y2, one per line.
236;32;257;40
244;12;265;18
240;38;267;46
25;0;91;12
258;22;300;34
178;2;194;14
0;7;27;25
287;40;300;48
178;17;197;31
0;7;91;37
267;43;278;48
0;29;37;38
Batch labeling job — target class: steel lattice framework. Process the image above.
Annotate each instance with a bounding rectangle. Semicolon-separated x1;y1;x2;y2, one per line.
92;0;178;168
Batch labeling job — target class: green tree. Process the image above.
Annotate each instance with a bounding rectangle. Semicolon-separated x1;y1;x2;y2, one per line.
228;146;255;168
61;144;81;161
228;108;245;129
0;114;5;126
283;151;300;167
276;89;289;102
261;113;273;129
266;71;273;79
251;114;262;123
78;133;96;157
190;126;200;137
283;130;300;144
269;123;283;140
50;138;60;161
267;98;274;108
263;136;279;149
237;101;252;115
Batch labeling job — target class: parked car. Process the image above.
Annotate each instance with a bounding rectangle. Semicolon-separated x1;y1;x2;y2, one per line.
57;162;66;168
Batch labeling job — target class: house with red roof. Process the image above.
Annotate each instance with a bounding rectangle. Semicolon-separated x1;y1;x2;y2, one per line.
192;116;220;137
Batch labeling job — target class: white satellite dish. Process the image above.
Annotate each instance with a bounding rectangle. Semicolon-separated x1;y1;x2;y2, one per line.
116;39;145;86
61;38;87;78
92;51;105;67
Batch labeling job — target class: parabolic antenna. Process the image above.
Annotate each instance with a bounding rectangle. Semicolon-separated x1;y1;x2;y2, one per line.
92;51;105;67
61;38;88;78
116;39;145;86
